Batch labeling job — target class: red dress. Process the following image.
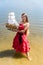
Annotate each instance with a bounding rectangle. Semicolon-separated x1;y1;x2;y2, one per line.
12;24;30;54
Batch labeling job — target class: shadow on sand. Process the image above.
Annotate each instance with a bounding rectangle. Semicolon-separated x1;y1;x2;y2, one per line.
0;49;26;59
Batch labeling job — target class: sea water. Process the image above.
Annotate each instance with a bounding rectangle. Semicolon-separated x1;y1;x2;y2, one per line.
0;0;43;34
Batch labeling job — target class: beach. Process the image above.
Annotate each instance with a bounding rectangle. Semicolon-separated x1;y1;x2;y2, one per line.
0;24;43;65
0;0;43;65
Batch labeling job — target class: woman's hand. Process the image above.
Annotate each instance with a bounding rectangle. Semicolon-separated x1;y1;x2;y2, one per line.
18;30;25;33
20;30;25;33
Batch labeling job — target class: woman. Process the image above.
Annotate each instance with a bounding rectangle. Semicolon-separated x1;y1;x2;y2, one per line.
12;13;31;60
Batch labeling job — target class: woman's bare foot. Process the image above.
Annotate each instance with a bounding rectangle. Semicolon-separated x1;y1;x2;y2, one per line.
26;52;32;61
27;56;32;61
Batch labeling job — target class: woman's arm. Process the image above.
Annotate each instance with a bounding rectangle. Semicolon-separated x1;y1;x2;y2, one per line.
24;23;29;31
18;23;29;33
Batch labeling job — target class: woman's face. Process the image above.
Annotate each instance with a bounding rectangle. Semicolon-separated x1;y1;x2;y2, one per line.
21;15;26;23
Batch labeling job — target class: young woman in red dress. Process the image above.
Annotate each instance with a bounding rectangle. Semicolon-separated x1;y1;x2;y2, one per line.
12;13;31;60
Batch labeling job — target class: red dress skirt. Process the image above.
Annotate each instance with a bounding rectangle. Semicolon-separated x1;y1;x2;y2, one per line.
12;24;30;54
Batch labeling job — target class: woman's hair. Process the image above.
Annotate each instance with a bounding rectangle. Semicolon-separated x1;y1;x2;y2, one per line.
21;13;29;22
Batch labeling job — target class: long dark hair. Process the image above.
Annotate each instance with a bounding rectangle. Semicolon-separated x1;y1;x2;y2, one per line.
21;13;29;22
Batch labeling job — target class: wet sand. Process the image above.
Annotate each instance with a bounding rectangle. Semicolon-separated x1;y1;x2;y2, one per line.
0;27;43;65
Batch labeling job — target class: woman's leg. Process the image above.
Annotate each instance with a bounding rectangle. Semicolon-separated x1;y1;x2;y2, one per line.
26;52;31;60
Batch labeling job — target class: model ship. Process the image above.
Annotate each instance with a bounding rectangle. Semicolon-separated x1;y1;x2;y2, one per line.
6;12;19;31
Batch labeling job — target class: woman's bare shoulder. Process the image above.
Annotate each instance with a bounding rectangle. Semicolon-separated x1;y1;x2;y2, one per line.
24;22;29;27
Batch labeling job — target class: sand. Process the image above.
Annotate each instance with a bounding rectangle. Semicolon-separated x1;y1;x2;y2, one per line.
0;28;43;65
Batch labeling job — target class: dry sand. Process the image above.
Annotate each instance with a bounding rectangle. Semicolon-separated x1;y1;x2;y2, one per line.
0;29;43;65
